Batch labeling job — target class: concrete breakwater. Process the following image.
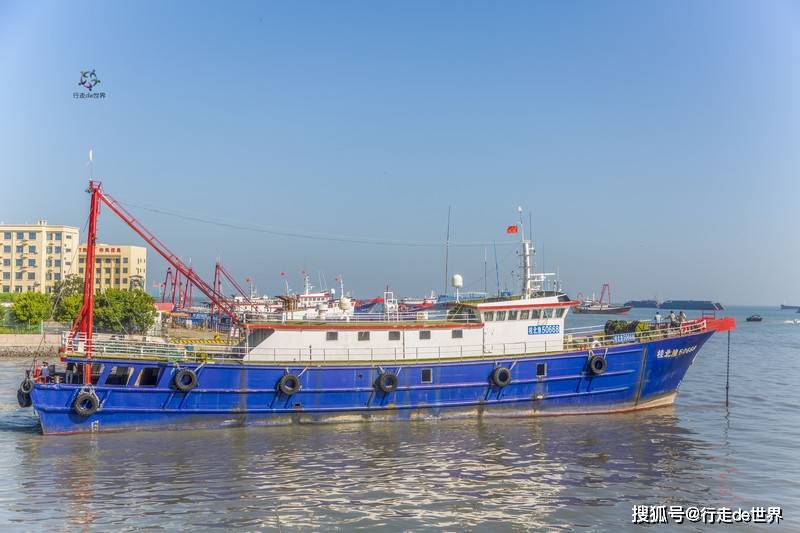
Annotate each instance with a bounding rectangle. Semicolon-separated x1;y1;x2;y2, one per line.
0;334;61;356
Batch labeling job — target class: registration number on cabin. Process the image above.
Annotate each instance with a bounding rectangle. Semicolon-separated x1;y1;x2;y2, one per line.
528;325;560;335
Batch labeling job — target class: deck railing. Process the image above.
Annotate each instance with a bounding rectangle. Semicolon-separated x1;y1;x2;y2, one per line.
61;319;708;364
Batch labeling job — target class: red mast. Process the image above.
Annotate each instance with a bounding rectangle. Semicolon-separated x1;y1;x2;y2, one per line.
70;181;102;385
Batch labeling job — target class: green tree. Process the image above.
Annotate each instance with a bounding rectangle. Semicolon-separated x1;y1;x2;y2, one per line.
11;292;53;325
94;289;156;333
53;293;83;324
53;274;85;297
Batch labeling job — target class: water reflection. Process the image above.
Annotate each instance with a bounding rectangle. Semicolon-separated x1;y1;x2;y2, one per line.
3;403;717;531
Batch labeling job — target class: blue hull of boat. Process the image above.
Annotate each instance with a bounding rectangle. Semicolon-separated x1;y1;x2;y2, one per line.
30;331;714;434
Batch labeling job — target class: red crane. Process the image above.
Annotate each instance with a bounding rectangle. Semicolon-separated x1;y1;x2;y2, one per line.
71;181;243;383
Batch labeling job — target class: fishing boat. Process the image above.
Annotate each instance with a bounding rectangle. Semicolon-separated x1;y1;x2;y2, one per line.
16;182;736;435
573;284;633;314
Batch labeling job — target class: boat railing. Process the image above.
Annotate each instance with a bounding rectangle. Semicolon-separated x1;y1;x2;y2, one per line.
246;310;481;324
61;319;709;364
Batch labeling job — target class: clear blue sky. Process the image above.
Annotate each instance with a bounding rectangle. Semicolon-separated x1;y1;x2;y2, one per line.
1;1;798;304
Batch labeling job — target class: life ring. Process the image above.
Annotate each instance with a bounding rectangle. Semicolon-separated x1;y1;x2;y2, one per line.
375;372;398;393
19;378;34;394
17;389;31;408
277;373;301;396
73;391;99;417
591;340;602;349
490;366;512;388
588;354;607;375
173;369;198;392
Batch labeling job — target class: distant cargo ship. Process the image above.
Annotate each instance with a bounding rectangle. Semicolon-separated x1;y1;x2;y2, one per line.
660;300;723;311
780;304;800;310
624;299;659;309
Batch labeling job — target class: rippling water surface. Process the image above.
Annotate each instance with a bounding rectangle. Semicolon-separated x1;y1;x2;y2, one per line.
0;306;797;531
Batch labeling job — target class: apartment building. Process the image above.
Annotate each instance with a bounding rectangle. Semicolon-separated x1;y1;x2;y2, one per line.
78;243;147;291
0;220;80;294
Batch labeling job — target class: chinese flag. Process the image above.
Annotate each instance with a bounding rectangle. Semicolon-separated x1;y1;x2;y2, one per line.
506;225;519;234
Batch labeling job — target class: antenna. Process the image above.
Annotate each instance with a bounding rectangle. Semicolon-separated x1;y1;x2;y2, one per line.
493;241;500;296
443;205;451;297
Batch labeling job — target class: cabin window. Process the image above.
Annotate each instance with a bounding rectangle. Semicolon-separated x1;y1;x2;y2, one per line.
421;368;433;383
326;331;339;341
519;309;530;320
358;331;370;341
388;331;401;341
496;311;506;321
419;330;431;340
136;367;161;387
105;366;133;386
555;308;565;318
90;363;104;385
531;309;542;319
451;329;463;339
508;310;518;320
484;311;494;322
537;363;547;377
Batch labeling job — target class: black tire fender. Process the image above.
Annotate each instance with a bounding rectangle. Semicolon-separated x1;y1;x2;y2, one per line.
490;366;512;388
588;354;607;375
173;369;198;392
19;379;33;394
73;391;99;417
375;372;398;393
277;373;301;396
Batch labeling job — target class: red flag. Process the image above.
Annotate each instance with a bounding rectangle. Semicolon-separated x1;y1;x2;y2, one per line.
506;225;519;234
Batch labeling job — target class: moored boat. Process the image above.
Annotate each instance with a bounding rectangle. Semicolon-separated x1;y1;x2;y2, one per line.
16;182;736;434
746;315;763;322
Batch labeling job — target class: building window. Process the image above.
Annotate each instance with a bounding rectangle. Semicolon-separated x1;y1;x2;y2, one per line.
105;268;111;274
105;258;111;264
28;259;35;267
28;232;36;240
54;233;61;240
2;232;9;239
79;268;84;274
46;246;53;254
483;311;494;321
326;332;338;341
46;273;52;281
357;331;370;341
114;278;120;284
95;268;101;274
115;268;120;273
66;234;72;240
388;331;401;341
55;259;61;267
15;259;22;267
451;329;463;339
15;272;22;280
123;257;128;263
15;245;22;253
16;232;23;239
3;245;9;253
2;286;9;292
105;279;111;284
14;286;22;292
2;259;8;266
78;257;84;263
27;272;35;280
537;363;547;377
496;311;506;321
47;232;53;240
54;273;61;281
95;258;101;264
122;278;127;284
28;245;36;253
123;268;128;273
519;309;530;320
54;246;61;253
421;368;433;383
115;258;120;264
419;330;431;340
2;272;8;280
508;310;518;320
